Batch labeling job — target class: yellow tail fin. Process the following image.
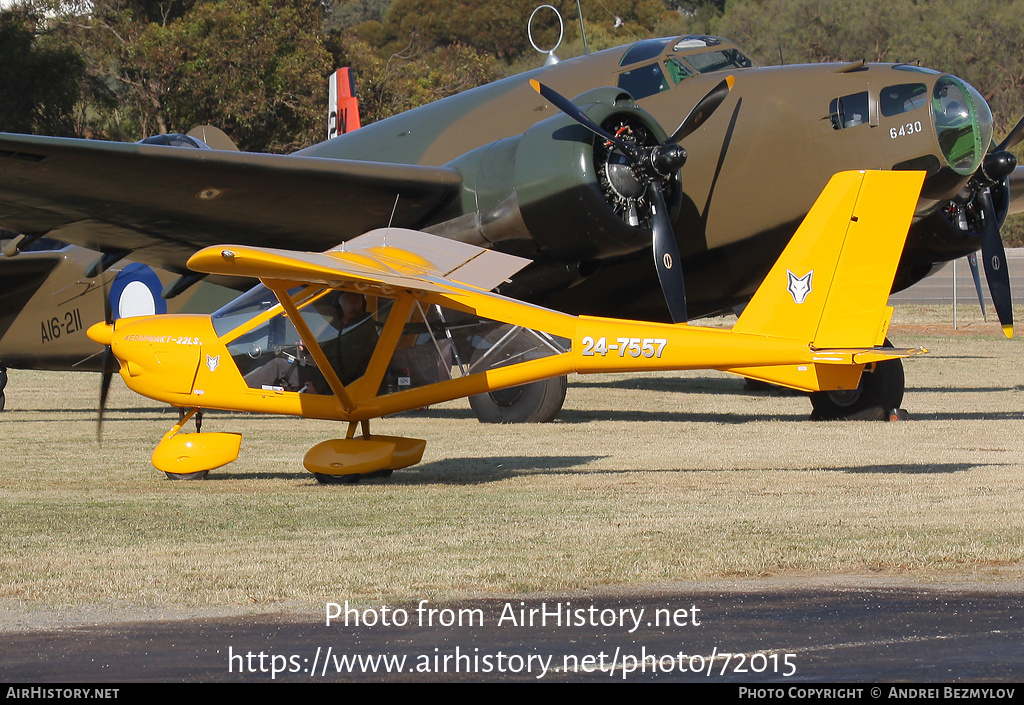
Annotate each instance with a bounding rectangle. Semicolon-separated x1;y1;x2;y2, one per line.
733;170;924;348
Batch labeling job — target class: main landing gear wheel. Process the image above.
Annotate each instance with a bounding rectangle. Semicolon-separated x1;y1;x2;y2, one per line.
467;324;568;423
809;355;905;421
0;365;7;411
470;375;567;423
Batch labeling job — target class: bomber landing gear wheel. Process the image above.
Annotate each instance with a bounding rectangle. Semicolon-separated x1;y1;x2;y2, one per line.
0;365;7;411
470;375;567;424
164;470;210;480
809;356;905;421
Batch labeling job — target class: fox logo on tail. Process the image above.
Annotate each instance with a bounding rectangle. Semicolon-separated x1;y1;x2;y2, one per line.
786;270;813;304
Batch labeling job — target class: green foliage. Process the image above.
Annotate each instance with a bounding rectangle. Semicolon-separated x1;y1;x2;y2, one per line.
0;7;84;136
327;0;392;30
329;32;495;123
45;0;332;151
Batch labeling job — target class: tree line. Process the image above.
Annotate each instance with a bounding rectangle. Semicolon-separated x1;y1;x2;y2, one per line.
4;0;1022;150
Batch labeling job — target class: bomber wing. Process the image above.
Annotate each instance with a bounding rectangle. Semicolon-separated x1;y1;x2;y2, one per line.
0;133;462;274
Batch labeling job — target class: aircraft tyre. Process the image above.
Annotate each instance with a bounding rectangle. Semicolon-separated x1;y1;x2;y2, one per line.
808;355;904;421
470;375;567;423
0;365;6;411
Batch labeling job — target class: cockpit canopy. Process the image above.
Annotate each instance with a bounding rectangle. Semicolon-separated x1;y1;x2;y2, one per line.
616;35;755;100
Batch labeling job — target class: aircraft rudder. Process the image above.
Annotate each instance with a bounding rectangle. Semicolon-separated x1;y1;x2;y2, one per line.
733;170;924;349
733;170;865;340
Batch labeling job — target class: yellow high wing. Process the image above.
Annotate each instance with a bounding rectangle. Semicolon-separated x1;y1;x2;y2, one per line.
108;169;927;482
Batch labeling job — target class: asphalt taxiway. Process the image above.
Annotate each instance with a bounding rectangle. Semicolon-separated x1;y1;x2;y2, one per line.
3;585;1022;682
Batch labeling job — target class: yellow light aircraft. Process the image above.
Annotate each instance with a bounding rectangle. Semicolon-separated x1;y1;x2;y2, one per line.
89;170;927;483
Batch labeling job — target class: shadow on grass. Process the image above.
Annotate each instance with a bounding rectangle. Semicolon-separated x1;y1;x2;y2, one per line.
826;462;989;474
906;386;1024;394
395;404;808;425
900;411;1024;421
192;457;992;485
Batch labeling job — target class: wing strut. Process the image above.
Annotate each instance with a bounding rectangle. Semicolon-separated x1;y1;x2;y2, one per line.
269;283;356;412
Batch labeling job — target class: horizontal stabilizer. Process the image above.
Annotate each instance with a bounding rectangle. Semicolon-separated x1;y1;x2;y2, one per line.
724;346;927;392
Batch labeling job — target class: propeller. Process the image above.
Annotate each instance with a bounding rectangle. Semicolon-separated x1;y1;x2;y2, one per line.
966;252;986;321
97;273;115;442
530;75;734;323
967;114;1024;338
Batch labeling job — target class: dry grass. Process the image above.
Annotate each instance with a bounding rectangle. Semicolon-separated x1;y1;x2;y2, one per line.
1;312;1023;620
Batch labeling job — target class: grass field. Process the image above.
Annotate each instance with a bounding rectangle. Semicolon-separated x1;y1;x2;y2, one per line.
2;305;1023;622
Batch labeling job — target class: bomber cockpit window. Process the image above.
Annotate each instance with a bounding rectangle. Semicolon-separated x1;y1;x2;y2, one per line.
619;38;670;67
880;83;927;117
829;91;869;129
680;48;753;74
617;63;669;99
673;36;722;51
664;57;692;85
892;65;939;75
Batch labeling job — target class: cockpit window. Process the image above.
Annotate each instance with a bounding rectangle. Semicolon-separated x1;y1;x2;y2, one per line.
619;39;670;67
664;57;692;85
617;63;669;100
673;36;722;51
892;65;939;75
680;48;753;74
211;284;280;337
829;92;869;129
880;83;927;117
224;288;394;394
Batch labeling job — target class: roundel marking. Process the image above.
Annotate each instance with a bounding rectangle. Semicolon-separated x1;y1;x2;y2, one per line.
109;263;167;320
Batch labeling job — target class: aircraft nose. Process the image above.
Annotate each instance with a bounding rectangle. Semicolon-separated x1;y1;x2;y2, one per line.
931;75;993;176
87;321;113;346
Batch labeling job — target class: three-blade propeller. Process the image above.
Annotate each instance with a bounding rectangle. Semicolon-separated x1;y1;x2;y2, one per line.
968;114;1024;338
530;75;734;323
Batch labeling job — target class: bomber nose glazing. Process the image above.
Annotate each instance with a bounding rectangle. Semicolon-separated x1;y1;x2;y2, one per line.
932;75;993;176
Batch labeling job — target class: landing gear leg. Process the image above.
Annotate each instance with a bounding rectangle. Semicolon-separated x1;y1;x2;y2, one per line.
809;356;905;421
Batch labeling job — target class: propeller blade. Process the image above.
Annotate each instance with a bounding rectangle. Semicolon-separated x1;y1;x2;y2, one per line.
649;182;687;323
97;359;112;443
997;114;1024;153
529;79;639;160
666;75;734;144
976;187;1014;337
966;252;987;321
96;264;114;442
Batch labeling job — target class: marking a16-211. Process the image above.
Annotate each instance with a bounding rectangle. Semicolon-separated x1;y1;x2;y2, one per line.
581;336;667;358
40;309;84;343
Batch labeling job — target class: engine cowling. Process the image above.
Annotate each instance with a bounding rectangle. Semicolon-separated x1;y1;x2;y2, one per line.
430;88;677;264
